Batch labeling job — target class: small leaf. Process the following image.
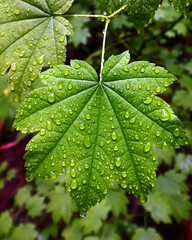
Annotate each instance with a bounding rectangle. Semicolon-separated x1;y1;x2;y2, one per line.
61;220;83;240
26;195;45;218
98;0;126;14
15;185;32;207
169;194;192;222
81;201;110;234
155;170;188;194
175;153;192;174
14;51;189;213
143;191;172;224
132;227;163;240
46;185;77;223
126;0;160;32
0;212;13;236
0;0;73;100
11;223;38;240
105;188;129;217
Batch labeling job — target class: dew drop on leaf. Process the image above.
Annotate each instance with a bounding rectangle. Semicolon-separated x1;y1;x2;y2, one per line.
37;55;45;65
59;36;65;42
111;131;117;141
84;135;91;148
48;93;55;103
143;97;153;104
144;142;151;152
46;120;52;131
11;63;17;71
70;169;76;178
173;128;180;137
160;109;171;122
115;157;121;167
71;179;77;189
40;129;46;136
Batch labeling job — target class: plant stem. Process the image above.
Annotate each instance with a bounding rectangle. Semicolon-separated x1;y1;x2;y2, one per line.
62;5;128;83
62;5;127;20
99;20;109;83
63;14;107;18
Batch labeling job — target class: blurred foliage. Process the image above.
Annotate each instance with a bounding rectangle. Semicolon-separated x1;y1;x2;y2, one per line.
0;0;192;239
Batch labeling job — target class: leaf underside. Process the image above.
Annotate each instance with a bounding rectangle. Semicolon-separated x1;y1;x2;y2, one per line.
14;51;189;213
0;0;73;100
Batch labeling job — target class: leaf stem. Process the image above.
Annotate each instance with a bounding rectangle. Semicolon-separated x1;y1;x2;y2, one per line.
62;5;127;20
99;19;109;83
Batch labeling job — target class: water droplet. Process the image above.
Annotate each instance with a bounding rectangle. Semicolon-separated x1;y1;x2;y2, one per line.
10;82;15;91
113;71;117;76
155;68;159;74
68;84;73;90
59;36;65;42
75;64;80;69
115;157;121;167
14;10;20;15
122;171;127;178
85;114;91;120
70;159;75;167
79;123;85;130
71;169;76;178
40;129;46;136
144;142;151;152
126;84;130;90
111;131;117;141
140;68;145;73
19;51;25;57
160;109;170;122
46;120;52;131
155;86;161;93
37;55;44;65
122;181;127;188
173;128;180;137
130;117;136;124
11;63;17;71
114;146;119;152
156;130;161;137
124;112;129;119
162;142;169;150
48;93;55;103
71;180;77;189
143;97;152;105
84;135;91;148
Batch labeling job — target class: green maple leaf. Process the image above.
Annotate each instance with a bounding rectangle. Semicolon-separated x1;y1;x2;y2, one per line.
105;187;129;217
169;194;192;222
61;220;83;240
15;185;32;207
175;153;192;174
0;212;13;236
26;195;45;218
98;0;126;14
98;0;160;32
46;185;77;223
0;0;73;100
168;0;192;17
13;51;189;213
132;228;162;240
11;224;38;240
144;170;192;223
81;201;110;234
143;191;172;224
126;0;161;32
